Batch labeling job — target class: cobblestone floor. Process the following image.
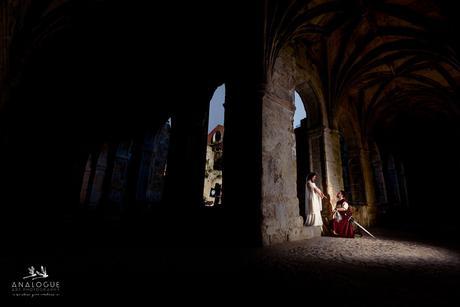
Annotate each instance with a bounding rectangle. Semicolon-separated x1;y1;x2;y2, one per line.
4;229;460;305
250;230;460;305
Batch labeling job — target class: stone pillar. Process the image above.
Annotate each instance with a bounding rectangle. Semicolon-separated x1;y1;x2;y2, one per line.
260;119;345;245
98;143;117;210
369;143;388;205
359;148;378;226
261;91;310;245
322;128;344;211
223;79;264;246
259;43;327;245
83;149;99;205
80;154;93;205
163;98;209;211
146;123;170;203
88;144;109;207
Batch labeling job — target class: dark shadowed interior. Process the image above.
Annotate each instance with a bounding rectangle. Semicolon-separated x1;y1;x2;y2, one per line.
1;0;459;303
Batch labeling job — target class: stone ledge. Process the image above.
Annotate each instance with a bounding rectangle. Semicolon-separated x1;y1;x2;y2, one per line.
296;225;322;241
265;225;322;246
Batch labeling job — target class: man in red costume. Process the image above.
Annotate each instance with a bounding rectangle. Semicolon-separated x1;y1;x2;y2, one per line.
332;191;354;238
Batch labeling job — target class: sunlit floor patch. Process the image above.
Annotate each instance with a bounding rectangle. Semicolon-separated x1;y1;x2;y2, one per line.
272;236;460;268
253;231;460;304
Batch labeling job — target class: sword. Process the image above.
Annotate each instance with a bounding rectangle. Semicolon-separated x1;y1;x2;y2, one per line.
348;216;376;238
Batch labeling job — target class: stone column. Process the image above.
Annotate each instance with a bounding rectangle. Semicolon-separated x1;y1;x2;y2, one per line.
163;100;209;211
80;154;93;205
259;43;326;245
261;91;309;245
322;128;344;211
98;143;117;211
146;123;170;204
223;79;264;246
359;148;377;226
88;144;109;207
369;143;388;205
260;118;345;245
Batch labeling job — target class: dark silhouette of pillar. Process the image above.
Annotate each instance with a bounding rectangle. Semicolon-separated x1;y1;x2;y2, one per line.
163;89;211;212
223;79;264;245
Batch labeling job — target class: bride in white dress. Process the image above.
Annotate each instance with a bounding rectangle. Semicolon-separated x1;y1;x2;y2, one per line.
305;172;326;226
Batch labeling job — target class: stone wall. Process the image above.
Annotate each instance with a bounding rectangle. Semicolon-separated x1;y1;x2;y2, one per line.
261;46;321;245
88;144;109;207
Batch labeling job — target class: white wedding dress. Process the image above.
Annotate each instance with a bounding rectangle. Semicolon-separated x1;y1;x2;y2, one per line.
305;180;323;226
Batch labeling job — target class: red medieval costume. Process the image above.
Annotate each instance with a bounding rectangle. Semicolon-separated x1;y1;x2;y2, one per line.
333;199;354;238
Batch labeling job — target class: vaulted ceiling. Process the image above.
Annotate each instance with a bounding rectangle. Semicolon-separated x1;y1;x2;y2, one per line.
265;0;460;135
2;0;459;139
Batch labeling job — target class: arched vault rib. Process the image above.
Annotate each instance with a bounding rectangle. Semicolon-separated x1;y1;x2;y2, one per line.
265;0;460;134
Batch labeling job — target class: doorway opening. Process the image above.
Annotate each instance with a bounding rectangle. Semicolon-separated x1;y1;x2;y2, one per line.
294;90;309;219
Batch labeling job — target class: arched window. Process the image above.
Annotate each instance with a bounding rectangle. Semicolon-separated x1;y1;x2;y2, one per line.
204;84;225;207
293;91;307;128
212;131;222;144
293;90;309;218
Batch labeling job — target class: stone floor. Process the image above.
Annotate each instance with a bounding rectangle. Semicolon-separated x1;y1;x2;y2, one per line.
3;228;460;305
251;230;460;305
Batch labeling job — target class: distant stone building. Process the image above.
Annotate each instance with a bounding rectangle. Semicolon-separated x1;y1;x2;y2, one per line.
203;125;224;206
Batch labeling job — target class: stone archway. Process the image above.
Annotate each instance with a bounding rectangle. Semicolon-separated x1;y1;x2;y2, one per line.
336;108;377;227
260;45;343;244
293;82;325;222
